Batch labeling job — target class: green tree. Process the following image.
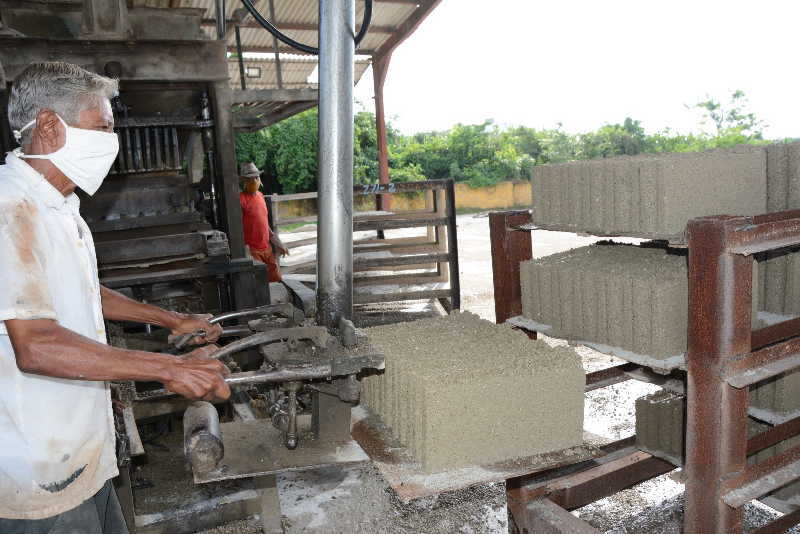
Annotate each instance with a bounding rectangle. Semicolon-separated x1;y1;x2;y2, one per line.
692;90;765;140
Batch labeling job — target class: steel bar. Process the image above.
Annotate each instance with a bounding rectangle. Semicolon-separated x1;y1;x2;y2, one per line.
444;179;461;310
752;508;800;534
584;363;637;392
139;365;336;400
214;0;226;39
723;336;800;388
753;209;800;225
154;126;162;169
684;216;752;534
511;498;601;534
353;251;449;268
267;0;283;90
353;288;451;304
234;25;246;90
171;127;180;169
489;210;533;324
727;217;800;255
211;327;331;360
752;317;800;350
353;216;449;232
722;443;800;507
547;451;673;510
507;447;672;513
224;366;339;386
747;416;800;456
316;0;355;328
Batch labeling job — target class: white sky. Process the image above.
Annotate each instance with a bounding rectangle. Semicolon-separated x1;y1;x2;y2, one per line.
353;0;800;139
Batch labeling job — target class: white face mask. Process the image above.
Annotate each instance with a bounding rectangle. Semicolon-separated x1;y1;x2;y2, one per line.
14;115;119;196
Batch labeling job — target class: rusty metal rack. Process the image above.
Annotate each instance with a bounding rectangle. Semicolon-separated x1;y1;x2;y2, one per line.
684;211;800;534
489;209;677;533
490;208;800;533
268;179;460;312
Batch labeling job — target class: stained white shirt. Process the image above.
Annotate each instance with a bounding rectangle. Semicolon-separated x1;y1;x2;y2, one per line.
0;151;117;519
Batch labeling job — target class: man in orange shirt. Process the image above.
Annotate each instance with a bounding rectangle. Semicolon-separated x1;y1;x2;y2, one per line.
239;162;288;282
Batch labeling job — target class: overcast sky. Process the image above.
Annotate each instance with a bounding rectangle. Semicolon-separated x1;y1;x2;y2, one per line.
353;0;800;139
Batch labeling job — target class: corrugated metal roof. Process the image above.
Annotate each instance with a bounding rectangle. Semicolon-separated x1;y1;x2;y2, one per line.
126;0;439;127
131;0;421;55
228;56;370;89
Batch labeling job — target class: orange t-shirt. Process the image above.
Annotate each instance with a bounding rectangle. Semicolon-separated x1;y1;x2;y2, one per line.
240;192;271;251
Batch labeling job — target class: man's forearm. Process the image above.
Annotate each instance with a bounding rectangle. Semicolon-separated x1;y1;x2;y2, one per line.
100;285;182;328
6;318;176;382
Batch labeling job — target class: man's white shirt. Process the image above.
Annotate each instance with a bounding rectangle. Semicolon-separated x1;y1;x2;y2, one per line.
0;151;117;519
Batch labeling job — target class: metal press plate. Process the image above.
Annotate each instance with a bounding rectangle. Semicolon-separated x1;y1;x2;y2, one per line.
193;415;369;484
351;406;601;502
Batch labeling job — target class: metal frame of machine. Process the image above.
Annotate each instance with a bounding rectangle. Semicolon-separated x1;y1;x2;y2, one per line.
490;209;800;533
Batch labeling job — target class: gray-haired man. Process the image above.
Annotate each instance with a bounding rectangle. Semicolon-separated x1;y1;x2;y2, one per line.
0;62;231;533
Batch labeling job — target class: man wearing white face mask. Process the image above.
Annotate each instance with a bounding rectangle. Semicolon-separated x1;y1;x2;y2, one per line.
0;62;232;533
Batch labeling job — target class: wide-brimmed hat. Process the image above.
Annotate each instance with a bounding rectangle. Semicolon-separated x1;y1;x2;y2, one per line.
240;162;261;178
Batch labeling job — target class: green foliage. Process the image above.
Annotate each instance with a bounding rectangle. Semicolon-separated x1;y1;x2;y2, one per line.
235;90;775;193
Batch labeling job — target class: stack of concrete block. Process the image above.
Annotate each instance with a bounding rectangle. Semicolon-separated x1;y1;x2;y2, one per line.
635;389;800;504
760;143;800;316
361;312;585;473
750;370;800;418
635;390;686;465
531;149;767;241
520;244;689;360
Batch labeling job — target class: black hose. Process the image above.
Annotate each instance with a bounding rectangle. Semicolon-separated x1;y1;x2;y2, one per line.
239;0;373;55
354;0;372;47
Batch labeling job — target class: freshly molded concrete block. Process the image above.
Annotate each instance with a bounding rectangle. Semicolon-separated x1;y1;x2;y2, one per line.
522;244;689;359
635;390;685;466
635;390;785;467
750;369;800;417
761;143;800;316
521;243;760;361
530;148;767;241
361;312;585;473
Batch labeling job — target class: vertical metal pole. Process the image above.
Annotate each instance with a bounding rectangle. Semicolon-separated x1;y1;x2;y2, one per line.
316;0;355;328
234;25;246;90
444;179;461;311
684;215;752;534
215;0;226;40
267;0;284;89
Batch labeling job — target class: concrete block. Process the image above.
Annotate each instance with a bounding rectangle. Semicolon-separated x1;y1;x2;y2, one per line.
635;390;781;467
530;148;767;241
521;244;689;359
361;312;584;473
521;243;759;361
750;369;800;417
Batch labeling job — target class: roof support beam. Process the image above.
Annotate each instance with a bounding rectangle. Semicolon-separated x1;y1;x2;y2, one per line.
203;20;394;34
373;0;441;61
232;88;318;104
373;52;392;212
228;45;376;56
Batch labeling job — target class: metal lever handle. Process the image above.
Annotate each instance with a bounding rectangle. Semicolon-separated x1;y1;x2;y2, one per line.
172;304;302;349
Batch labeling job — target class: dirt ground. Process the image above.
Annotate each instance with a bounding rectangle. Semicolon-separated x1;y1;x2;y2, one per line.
192;213;796;533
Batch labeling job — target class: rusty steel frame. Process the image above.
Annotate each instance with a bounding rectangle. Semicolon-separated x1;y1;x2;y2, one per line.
488;210;672;532
490;209;800;532
489;210;534;326
685;212;800;534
